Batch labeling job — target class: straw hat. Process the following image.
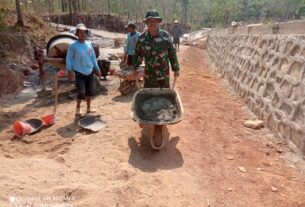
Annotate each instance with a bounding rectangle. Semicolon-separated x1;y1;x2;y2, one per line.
76;23;88;31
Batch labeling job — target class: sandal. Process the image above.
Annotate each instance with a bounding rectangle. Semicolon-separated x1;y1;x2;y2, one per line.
75;107;82;116
86;108;97;113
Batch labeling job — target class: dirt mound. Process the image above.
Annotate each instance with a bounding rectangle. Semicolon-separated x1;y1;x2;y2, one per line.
0;31;27;96
0;9;57;95
50;13;191;34
0;66;24;95
1;8;57;46
50;13;128;33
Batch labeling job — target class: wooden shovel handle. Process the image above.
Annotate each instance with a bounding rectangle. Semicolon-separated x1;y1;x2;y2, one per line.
53;74;59;114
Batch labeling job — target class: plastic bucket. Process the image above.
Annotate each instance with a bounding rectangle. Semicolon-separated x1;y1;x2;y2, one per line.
41;114;55;126
57;69;67;77
13;121;32;137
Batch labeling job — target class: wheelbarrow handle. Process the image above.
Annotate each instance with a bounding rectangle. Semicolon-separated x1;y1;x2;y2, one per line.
45;57;65;61
135;70;142;90
53;74;58;114
172;76;177;90
136;78;140;90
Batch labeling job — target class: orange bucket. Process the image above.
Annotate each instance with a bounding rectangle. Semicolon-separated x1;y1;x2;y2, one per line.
13;121;32;137
57;69;67;77
41;114;55;126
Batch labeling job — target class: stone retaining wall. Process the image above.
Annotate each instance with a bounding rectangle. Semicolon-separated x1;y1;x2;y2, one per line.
207;30;305;155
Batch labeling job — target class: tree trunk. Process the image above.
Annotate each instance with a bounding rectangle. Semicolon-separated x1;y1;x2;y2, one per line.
48;0;54;14
241;0;248;21
172;1;175;22
223;9;229;27
72;0;77;13
15;0;24;27
162;3;165;24
183;0;188;25
81;0;86;12
197;4;202;28
77;0;81;12
139;0;143;18
108;0;111;14
24;0;28;11
61;0;65;12
68;0;72;25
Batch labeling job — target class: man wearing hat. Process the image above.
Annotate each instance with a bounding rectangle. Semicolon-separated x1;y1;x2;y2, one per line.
123;22;140;66
133;9;180;88
171;20;182;51
66;23;101;116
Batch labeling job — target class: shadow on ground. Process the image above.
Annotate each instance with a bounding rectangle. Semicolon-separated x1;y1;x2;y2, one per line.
56;121;79;139
112;92;134;103
128;136;184;172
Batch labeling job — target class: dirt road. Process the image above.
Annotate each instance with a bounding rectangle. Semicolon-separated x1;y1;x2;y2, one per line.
0;46;305;207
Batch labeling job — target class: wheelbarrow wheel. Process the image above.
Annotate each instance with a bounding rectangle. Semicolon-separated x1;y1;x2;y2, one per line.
119;80;134;95
151;125;166;150
120;86;132;95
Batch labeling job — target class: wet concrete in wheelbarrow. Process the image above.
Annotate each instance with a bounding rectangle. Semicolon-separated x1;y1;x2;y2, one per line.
139;97;178;122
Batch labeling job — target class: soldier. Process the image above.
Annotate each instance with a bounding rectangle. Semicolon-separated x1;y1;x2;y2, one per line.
133;9;180;89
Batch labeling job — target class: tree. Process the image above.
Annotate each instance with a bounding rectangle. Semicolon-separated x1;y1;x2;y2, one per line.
15;0;24;26
10;0;305;29
68;0;72;24
61;0;68;12
180;0;189;24
48;0;54;14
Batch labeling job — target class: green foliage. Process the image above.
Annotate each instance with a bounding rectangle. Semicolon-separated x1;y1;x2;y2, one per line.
200;0;305;27
0;0;12;30
0;0;15;10
298;5;305;16
0;11;7;30
5;0;305;29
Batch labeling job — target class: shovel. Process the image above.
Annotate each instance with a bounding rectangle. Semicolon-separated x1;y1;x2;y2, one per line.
42;73;58;126
78;116;107;132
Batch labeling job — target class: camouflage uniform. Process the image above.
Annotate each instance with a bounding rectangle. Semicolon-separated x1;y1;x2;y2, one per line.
133;29;180;88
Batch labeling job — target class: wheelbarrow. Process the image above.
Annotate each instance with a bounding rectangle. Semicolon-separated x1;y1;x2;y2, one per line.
131;78;183;150
114;65;144;95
